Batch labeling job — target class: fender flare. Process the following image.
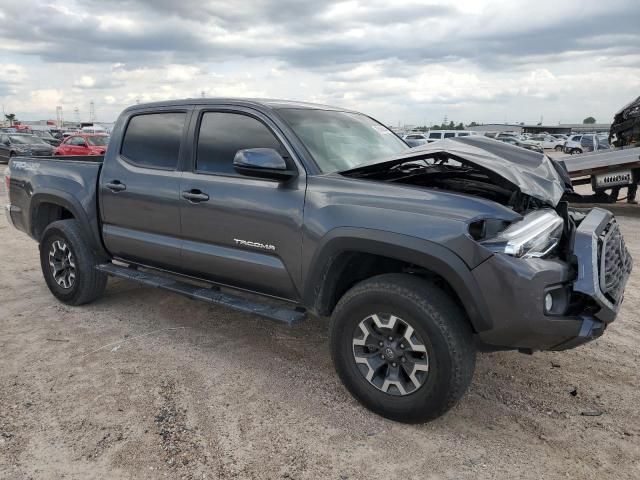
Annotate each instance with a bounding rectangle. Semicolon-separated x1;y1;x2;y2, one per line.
303;227;492;332
29;189;108;258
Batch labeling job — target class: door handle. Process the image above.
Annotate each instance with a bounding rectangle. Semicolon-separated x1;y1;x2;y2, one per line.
105;181;126;192
182;190;210;203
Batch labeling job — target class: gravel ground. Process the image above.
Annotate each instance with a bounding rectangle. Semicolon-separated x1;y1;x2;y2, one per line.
1;180;639;479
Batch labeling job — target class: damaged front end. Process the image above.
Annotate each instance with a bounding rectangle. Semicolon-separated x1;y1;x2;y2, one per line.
341;136;633;351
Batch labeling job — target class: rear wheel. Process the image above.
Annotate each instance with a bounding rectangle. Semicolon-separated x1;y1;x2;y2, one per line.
40;219;107;305
555;145;564;152
571;148;582;155
330;273;476;423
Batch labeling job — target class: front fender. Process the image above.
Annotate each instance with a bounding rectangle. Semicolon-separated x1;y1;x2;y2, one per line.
303;227;492;332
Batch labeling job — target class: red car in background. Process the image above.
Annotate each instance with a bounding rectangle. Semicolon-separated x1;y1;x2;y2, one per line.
54;134;110;156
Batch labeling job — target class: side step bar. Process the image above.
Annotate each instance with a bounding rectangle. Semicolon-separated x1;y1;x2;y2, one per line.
96;263;306;326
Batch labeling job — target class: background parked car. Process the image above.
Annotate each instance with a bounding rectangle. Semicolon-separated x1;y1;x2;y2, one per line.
580;134;610;153
0;133;54;162
563;134;583;154
529;134;565;151
403;133;428;147
426;130;475;142
496;136;544;153
53;133;110;156
32;129;61;146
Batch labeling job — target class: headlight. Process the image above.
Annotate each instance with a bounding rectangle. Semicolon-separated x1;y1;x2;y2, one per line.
481;210;564;258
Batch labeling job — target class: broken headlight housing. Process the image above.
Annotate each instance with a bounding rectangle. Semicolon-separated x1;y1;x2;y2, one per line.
481;210;564;258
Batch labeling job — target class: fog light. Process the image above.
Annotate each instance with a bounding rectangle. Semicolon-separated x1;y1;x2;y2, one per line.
544;293;553;312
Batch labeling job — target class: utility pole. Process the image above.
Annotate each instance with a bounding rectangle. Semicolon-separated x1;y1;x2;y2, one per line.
56;106;64;128
74;107;80;125
89;101;96;123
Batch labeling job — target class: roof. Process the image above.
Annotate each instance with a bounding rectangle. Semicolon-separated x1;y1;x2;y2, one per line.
124;98;350;113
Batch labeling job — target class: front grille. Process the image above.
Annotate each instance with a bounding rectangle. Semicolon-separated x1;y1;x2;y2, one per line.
599;220;632;303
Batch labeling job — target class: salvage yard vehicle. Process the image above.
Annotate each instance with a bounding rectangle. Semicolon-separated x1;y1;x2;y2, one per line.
529;135;565;151
496;135;544;153
425;130;474;142
32;129;62;147
0;133;54;163
54;133;110;156
560;146;640;198
403;133;428;147
4;99;633;423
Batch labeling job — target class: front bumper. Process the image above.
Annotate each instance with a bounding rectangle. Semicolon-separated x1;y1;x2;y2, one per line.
472;208;632;351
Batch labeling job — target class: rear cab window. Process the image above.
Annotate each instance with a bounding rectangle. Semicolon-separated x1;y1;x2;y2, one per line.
121;112;186;169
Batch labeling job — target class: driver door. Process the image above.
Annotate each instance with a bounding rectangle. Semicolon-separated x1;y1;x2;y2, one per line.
178;106;306;300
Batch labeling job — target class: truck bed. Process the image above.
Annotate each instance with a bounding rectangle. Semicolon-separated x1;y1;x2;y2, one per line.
6;154;104;246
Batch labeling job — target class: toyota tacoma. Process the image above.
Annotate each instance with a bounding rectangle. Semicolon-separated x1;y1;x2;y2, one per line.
4;99;632;423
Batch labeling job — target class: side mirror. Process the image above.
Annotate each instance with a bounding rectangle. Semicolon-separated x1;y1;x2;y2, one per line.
233;148;297;181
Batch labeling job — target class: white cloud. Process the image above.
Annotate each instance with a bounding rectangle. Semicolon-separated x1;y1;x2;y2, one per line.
0;0;638;126
74;75;96;88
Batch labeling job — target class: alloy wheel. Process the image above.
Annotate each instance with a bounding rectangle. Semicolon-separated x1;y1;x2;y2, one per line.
48;240;76;289
352;313;429;396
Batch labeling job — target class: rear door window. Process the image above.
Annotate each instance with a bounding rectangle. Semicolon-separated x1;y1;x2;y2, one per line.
444;132;455;138
121;112;186;169
429;132;441;139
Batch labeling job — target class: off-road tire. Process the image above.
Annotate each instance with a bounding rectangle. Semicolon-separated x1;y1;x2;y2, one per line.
330;273;476;423
40;219;107;305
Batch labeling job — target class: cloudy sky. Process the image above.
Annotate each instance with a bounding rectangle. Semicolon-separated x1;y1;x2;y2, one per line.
1;0;639;126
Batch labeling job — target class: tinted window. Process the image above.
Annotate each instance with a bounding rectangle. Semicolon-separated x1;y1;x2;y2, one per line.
87;136;109;146
121;112;185;169
457;132;469;137
581;136;593;147
429;132;441;139
196;112;283;174
406;134;423;139
444;132;455;138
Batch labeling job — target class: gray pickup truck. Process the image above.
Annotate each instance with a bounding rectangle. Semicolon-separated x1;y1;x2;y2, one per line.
4;99;632;423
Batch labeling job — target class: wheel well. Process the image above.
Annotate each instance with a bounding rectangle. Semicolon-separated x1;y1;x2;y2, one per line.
32;202;75;240
316;251;473;330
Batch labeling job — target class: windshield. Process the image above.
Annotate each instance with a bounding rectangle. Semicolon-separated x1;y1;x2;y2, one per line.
277;108;409;172
9;135;46;145
87;136;109;146
35;130;54;139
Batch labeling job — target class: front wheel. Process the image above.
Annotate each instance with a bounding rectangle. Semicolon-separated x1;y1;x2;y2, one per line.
555;145;564;152
571;148;582;155
330;274;476;423
40;219;107;305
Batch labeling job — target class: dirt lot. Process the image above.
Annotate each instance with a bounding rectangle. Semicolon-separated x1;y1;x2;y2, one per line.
1;190;639;479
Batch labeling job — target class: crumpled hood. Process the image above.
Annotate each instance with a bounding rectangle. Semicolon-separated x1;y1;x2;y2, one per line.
341;136;566;206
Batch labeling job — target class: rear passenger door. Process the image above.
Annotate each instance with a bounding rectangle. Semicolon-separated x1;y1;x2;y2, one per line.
178;106;306;300
99;110;189;270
